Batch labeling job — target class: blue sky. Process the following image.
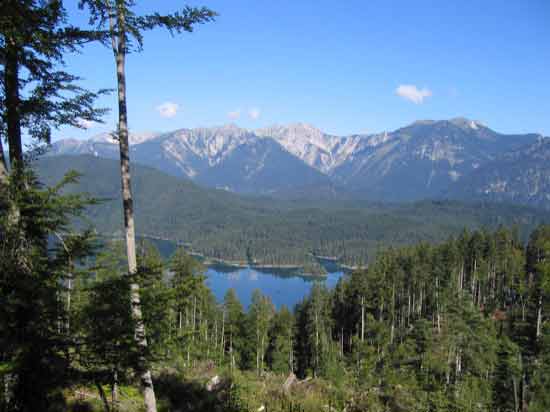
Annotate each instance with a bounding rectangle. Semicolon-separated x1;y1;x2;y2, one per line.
58;0;550;140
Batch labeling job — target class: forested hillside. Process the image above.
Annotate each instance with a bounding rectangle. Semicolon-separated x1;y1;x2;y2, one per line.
36;155;550;267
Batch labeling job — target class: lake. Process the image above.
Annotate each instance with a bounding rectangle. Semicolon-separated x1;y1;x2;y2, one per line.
142;237;346;309
205;266;345;309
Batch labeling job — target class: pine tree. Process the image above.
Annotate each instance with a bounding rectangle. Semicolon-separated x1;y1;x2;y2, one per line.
267;305;295;374
0;168;96;411
223;289;245;371
77;243;135;412
137;241;172;358
169;248;206;366
248;290;275;375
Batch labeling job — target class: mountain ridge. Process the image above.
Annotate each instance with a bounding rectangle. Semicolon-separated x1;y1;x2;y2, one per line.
49;118;547;206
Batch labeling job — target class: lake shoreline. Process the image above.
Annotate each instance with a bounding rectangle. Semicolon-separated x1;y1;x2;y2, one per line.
193;253;330;277
130;235;366;276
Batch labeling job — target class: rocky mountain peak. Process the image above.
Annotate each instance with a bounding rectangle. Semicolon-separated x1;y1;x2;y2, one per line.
448;117;485;130
48;119;547;208
89;131;160;145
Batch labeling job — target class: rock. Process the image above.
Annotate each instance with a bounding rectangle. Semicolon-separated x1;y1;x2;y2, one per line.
206;375;221;392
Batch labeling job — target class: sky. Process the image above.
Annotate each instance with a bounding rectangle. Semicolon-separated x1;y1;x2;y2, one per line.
57;0;550;140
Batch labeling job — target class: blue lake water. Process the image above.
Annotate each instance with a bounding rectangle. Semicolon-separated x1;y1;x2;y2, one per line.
205;266;344;309
141;237;346;309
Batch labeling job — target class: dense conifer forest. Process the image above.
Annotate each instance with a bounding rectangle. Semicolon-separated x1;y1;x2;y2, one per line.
2;166;550;410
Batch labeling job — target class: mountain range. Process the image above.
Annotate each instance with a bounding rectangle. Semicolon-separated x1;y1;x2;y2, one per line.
49;118;550;208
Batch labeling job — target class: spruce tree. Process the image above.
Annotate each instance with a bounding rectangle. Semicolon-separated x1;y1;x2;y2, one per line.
0;168;96;411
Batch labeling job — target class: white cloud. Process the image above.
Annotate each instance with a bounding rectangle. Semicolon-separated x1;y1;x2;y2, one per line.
227;109;241;120
248;107;261;120
156;101;180;118
76;118;95;129
395;84;432;104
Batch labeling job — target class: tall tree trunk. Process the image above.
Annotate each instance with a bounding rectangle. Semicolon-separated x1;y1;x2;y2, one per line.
536;295;542;339
314;310;319;378
4;43;23;168
260;334;265;373
96;381;111;412
66;264;73;333
109;5;157;411
192;295;197;341
256;324;260;375
512;376;519;412
221;312;225;361
3;42;23;228
0;137;8;185
111;369;119;412
289;334;293;372
360;295;365;342
436;276;441;334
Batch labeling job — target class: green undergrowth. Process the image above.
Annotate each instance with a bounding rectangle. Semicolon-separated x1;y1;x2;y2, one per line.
65;362;349;412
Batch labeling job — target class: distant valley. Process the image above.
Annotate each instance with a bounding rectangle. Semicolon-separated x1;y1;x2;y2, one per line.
35;155;550;268
50;118;550;208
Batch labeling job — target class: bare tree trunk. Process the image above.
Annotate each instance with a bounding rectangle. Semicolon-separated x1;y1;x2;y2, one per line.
96;381;111;412
65;268;73;333
0;137;8;185
221;312;225;361
5;43;23;168
260;335;265;373
192;295;197;341
3;42;23;228
256;324;260;375
361;296;365;342
111;369;119;412
536;295;543;339
108;4;157;411
289;334;293;372
340;328;344;357
315;311;319;378
436;276;441;334
390;282;395;344
512;376;519;412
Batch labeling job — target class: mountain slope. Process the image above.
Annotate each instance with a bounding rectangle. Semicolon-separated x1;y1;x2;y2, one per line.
196;137;330;194
333;118;540;201
49;118;545;204
255;123;365;173
447;137;550;209
51;125;330;195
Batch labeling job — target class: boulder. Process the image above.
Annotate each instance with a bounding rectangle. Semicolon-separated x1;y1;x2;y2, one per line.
206;375;221;392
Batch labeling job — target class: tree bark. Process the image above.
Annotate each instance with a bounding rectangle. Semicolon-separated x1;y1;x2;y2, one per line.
536;295;542;339
111;369;119;412
108;3;157;411
4;43;23;168
361;295;365;342
0;137;8;185
96;381;111;412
